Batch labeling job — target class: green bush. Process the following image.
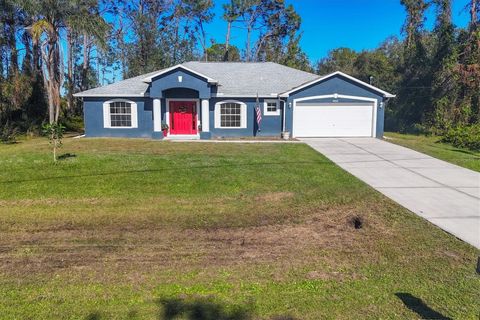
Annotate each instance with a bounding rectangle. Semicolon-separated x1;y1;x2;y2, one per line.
441;124;480;151
0;122;18;144
62;115;84;133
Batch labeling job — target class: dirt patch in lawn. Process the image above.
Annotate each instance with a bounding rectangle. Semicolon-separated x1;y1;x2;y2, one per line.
0;203;392;282
255;192;295;202
0;197;108;207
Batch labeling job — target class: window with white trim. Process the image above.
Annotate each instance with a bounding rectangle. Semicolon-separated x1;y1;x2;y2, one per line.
264;100;280;116
110;101;132;127
103;99;138;129
214;101;247;129
220;103;241;127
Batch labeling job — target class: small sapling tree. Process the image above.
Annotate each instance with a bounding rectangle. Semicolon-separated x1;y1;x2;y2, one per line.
42;122;65;163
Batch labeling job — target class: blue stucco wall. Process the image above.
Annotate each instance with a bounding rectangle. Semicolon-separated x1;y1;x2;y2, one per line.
83;97;153;138
286;75;386;138
82;72;387;139
149;69;212;99
208;98;282;138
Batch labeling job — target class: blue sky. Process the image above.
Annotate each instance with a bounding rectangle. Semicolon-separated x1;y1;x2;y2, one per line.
204;0;471;62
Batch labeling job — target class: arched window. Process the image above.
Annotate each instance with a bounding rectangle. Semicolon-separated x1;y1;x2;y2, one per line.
214;100;247;129
102;99;138;128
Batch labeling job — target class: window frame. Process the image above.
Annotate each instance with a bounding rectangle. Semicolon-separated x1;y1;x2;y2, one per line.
214;100;247;129
102;99;138;129
263;99;280;116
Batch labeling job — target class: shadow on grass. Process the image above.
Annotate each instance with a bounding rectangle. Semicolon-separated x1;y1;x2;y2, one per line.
85;312;101;320
58;153;77;160
431;140;480;156
395;293;452;320
158;297;253;320
450;148;480;157
1;160;333;184
84;297;297;320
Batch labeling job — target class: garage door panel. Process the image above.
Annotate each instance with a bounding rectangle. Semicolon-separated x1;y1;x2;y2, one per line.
293;105;374;137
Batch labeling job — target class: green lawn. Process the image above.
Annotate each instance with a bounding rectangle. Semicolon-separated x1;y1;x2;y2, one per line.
0;137;478;319
385;132;480;172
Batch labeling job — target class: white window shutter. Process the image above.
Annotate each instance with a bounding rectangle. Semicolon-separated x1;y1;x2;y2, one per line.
103;102;110;128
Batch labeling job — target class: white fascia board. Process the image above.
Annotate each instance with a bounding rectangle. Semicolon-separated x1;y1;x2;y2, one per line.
142;64;218;84
73;93;149;98
212;93;279;98
280;71;396;98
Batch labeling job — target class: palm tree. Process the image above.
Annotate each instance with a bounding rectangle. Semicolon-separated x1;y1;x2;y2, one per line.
19;0;108;123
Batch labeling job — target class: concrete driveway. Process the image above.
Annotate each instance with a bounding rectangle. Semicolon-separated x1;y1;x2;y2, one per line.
301;138;480;249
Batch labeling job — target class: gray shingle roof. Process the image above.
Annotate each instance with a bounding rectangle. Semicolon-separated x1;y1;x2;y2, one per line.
183;61;319;96
74;61;319;97
73;69;160;97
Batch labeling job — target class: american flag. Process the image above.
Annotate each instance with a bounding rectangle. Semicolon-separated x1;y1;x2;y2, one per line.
255;94;262;129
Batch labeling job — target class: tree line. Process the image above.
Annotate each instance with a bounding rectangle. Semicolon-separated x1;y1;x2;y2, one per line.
317;0;479;134
0;0;478;143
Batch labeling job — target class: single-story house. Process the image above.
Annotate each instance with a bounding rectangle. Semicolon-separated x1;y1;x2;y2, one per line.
74;62;395;140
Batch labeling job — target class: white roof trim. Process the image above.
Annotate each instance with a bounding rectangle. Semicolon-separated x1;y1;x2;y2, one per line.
279;71;396;98
212;93;279;98
73;93;148;98
142;64;218;84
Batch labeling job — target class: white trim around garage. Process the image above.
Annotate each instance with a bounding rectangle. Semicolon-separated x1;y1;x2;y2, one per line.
280;71;396;98
292;94;378;138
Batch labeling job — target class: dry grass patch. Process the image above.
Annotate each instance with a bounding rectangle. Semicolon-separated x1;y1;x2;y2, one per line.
0;201;399;282
0;138;478;319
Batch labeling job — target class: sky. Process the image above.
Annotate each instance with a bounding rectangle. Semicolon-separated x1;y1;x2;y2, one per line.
204;0;471;63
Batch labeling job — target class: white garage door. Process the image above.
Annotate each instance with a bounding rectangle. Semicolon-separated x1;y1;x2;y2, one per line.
293;103;374;137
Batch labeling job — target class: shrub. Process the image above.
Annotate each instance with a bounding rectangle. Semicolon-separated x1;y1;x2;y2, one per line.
441;124;480;151
0;122;18;144
62;115;84;133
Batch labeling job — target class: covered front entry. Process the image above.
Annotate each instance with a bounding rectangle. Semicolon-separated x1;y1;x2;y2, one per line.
169;100;197;135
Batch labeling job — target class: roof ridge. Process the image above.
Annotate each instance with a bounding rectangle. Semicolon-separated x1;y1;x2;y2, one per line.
75;61;323;97
185;61;271;64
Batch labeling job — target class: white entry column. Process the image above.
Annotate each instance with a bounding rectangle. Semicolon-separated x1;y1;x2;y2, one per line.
153;98;161;132
201;99;210;132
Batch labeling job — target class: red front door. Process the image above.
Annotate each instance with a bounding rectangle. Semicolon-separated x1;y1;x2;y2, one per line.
169;101;197;135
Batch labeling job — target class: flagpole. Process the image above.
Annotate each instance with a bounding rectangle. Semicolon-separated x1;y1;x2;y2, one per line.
256;93;261;133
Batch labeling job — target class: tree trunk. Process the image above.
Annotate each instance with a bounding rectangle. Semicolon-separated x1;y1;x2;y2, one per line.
118;10;127;79
173;20;180;64
33;38;41;73
224;20;231;61
81;32;89;91
43;30;62;124
66;28;74;115
199;22;208;62
471;0;478;26
7;15;18;75
246;26;251;62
